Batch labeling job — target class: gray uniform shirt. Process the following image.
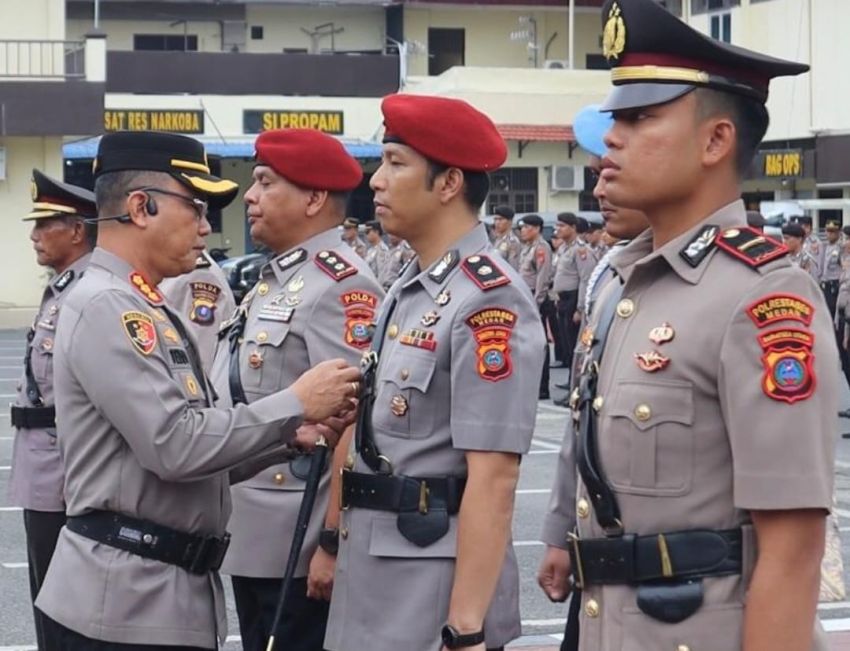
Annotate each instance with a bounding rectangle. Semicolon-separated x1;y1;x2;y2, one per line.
210;228;384;578
492;231;522;270
160;252;236;371
519;237;553;305
365;240;390;279
822;241;842;282
789;250;820;280
325;224;546;651
566;202;834;651
7;253;90;512
553;239;596;307
378;241;414;291
36;248;305;648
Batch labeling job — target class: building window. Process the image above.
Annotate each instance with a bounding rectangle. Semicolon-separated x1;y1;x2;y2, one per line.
428;28;465;76
710;12;732;43
134;34;198;51
692;0;740;14
487;167;538;214
655;0;683;16
250;26;264;40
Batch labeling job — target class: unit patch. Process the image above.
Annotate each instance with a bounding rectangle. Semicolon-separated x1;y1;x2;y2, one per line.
679;224;719;268
759;327;815;403
341;290;378;349
465;307;517;382
399;328;437;352
714;227;788;268
122;311;157;355
189;282;222;325
462;255;511;291
428;250;460;284
129;272;164;305
747;294;814;328
315;250;358;281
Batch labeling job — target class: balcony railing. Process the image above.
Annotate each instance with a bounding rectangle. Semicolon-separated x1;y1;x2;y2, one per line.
0;39;86;79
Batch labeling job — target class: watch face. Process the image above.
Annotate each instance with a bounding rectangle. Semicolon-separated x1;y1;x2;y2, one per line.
441;625;457;647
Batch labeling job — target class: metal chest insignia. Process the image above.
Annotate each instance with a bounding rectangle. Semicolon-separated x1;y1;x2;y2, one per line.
435;289;451;306
390;395;409;417
648;323;675;345
248;350;264;369
421;310;441;327
634;350;670;373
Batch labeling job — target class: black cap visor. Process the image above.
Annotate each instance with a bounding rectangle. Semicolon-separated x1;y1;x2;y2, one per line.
601;82;695;112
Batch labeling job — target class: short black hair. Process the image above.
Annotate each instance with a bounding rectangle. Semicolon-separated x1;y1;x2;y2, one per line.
694;88;769;175
365;220;383;236
426;162;490;213
94;170;169;217
58;214;97;249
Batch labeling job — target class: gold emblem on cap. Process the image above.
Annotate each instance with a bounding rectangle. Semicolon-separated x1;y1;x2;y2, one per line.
390;395;409;417
648;322;675;345
603;2;626;61
30;180;38;202
616;298;635;318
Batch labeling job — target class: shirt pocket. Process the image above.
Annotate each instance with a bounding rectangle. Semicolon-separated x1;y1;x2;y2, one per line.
372;352;437;440
621;603;743;651
368;513;457;559
603;379;695;496
29;330;55;386
240;324;292;394
163;346;205;406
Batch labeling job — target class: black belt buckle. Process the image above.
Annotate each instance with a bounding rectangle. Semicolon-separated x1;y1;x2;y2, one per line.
186;532;231;574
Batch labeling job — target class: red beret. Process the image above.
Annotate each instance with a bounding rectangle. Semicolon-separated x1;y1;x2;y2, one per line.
381;94;507;172
255;128;363;191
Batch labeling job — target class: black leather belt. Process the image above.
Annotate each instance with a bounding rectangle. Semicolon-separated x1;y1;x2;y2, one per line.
341;469;466;515
66;510;230;575
10;405;56;430
569;528;742;588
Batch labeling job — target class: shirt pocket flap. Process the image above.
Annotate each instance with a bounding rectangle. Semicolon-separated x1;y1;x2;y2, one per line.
382;353;437;393
245;324;291;348
368;513;457;559
608;380;694;431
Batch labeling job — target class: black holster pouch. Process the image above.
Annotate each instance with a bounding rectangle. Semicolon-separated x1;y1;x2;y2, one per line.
397;507;450;548
636;580;704;624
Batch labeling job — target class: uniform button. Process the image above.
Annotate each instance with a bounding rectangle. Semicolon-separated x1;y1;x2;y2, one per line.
400;368;410;381
577;498;590;519
387;324;399;339
634;404;652;421
273;472;285;485
584;599;600;618
616;298;635;318
345;454;355;470
257;282;269;296
340;527;349;540
256;331;268;343
592;396;604;412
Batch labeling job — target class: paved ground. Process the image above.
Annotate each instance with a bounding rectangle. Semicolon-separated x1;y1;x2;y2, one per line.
2;328;850;649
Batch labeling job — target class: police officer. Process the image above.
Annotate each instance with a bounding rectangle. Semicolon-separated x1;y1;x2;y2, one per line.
552;2;835;650
35;131;360;651
324;94;545;651
380;233;414;290
160;248;236;370
783;223;820;280
210;128;384;651
7;170;97;651
364;219;390;278
821;220;842;317
341;217;368;259
491;205;521;270
518;213;554;398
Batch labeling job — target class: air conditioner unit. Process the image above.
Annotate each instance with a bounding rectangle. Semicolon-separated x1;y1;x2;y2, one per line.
544;59;569;69
550;165;585;193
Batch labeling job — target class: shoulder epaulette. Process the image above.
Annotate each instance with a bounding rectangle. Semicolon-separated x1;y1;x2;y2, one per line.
461;254;511;291
129;271;164;306
714;226;788;268
314;250;358;282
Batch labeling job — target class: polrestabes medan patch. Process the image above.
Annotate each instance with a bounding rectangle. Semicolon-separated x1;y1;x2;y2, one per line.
465;307;517;382
747;294;814;329
758;327;816;403
314;250;357;281
714;226;788;268
122;311;157;355
461;255;511;291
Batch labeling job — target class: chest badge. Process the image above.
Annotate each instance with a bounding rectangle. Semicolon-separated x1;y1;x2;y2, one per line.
635;351;670;373
390;395;409;417
284;295;301;307
648;323;675;345
399;328;438;352
163;327;180;344
287;275;305;293
421;310;441;327
257;282;270;296
248;350;264;369
580;326;595;348
435;289;451;306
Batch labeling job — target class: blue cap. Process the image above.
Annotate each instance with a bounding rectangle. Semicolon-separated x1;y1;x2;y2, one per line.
573;104;613;158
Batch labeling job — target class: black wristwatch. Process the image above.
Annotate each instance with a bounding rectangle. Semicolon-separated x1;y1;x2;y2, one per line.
441;624;485;649
318;527;339;556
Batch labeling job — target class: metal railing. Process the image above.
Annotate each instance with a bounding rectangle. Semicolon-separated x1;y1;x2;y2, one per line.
0;40;85;79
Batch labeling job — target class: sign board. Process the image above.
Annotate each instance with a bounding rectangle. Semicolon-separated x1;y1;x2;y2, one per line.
104;110;205;134
243;110;344;135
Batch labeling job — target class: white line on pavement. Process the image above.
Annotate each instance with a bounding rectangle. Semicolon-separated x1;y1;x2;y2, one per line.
516;488;550;495
527;449;559;455
0;507;23;512
836;459;850;469
1;562;27;569
536;403;569;414
817;600;850;611
521;618;566;627
823;618;850;632
0;395;15;399
834;508;850;518
531;438;562;451
513;540;544;547
0;646;36;651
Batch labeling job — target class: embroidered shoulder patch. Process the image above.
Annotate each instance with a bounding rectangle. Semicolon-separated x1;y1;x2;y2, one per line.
189;282;221;325
714;227;788;268
314;250;358;281
340;290;378;349
462;255;511;291
465;307;517;382
747;294;814;329
122;311;157;355
758;327;816;403
129;272;164;305
679;224;719;268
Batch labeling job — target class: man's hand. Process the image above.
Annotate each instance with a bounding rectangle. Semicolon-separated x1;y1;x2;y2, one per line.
572;311;582;325
290;358;360;421
537;545;572;602
306;547;336;601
